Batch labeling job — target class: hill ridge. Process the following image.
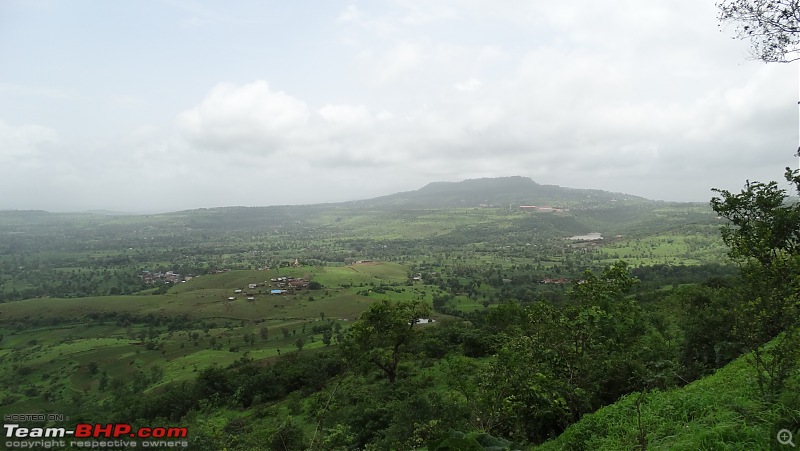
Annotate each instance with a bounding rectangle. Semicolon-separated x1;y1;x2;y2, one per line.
348;175;652;209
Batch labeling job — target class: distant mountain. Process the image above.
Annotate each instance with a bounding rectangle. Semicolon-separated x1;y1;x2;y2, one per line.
349;176;652;209
83;209;136;216
0;177;654;218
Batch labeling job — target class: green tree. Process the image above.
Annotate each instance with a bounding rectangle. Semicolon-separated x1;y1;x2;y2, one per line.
268;418;307;451
711;169;800;396
342;299;431;384
711;171;800;266
477;262;647;442
676;284;740;380
98;370;109;391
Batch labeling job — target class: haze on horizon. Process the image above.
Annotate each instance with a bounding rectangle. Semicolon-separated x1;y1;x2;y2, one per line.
0;0;797;213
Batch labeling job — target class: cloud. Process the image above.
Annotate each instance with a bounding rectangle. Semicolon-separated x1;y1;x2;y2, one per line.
176;81;310;154
171;48;794;204
2;0;796;211
184;1;791;199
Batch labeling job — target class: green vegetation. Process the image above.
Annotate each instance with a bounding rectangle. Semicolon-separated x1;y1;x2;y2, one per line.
535;348;793;450
2;173;800;449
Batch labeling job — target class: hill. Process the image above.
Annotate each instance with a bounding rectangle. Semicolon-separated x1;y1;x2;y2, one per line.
348;176;653;209
534;344;794;450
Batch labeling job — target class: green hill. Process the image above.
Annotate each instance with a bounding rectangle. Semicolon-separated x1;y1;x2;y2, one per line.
348;176;653;209
534;347;797;450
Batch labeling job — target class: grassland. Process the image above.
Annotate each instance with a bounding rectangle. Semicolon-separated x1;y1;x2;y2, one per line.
595;231;728;266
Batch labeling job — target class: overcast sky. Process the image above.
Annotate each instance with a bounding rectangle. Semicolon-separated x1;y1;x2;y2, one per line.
1;0;797;212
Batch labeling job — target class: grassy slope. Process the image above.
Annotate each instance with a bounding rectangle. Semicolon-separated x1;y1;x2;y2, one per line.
535;350;794;450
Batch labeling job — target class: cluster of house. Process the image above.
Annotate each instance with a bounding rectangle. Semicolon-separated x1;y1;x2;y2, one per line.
223;276;314;303
226;283;264;301
140;270;192;284
519;205;569;213
270;277;309;290
226;278;311;300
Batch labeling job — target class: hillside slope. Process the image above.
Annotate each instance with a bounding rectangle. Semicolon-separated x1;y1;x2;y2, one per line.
534;349;795;450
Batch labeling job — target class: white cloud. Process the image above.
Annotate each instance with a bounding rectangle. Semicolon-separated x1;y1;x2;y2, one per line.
1;0;797;211
176;81;310;154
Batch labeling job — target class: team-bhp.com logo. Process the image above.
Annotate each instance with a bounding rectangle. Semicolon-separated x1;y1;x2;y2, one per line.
6;423;187;438
5;423;189;448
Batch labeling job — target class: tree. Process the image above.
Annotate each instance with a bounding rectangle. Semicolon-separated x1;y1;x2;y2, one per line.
476;263;648;443
710;170;800;266
676;285;740;380
710;169;800;341
295;337;305;352
268;418;307;451
342;300;431;384
718;0;800;62
711;168;800;396
98;371;109;391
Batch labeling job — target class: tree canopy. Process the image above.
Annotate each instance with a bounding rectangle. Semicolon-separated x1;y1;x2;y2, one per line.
342;299;431;384
717;0;800;62
711;168;800;396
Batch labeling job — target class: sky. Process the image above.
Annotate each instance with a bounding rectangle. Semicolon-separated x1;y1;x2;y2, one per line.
0;0;798;212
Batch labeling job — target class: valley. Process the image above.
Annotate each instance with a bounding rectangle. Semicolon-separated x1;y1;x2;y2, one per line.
0;177;780;450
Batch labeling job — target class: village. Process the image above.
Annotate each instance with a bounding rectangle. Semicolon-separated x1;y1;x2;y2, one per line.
139;270;193;285
225;276;311;303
